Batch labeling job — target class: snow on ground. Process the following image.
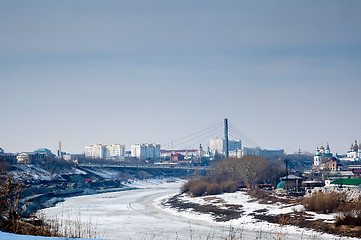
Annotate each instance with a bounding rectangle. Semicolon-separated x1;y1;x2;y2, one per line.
0;231;102;240
126;177;183;188
11;164;87;183
12;164;57;182
6;179;359;240
80;167;120;179
155;189;358;240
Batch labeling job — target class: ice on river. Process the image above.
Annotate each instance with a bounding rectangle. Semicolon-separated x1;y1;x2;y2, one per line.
37;179;356;240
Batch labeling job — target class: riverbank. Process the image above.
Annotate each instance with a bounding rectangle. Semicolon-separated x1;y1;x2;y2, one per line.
160;189;361;239
1;178;181;240
18;163;192;216
38;179;358;240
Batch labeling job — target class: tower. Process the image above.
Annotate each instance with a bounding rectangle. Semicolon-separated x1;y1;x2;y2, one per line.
314;147;321;166
224;118;229;158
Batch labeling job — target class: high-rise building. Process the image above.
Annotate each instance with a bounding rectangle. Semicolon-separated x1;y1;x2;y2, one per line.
131;143;161;161
84;144;125;159
209;139;242;155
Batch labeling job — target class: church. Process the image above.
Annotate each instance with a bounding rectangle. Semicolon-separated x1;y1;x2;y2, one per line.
313;143;333;166
339;140;361;162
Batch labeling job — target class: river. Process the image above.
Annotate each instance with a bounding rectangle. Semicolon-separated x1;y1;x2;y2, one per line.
38;179;350;240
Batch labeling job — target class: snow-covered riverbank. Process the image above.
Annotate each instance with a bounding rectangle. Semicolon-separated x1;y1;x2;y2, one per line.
3;179;358;240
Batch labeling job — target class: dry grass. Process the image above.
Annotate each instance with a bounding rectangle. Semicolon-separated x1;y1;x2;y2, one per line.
335;199;361;227
165;194;243;222
0;173;100;238
335;211;361;227
302;192;346;214
247;187;292;204
40;214;101;239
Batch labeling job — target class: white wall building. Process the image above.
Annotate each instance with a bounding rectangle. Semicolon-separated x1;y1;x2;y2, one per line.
313;143;332;166
209;139;242;155
339;140;361;161
16;153;30;164
105;144;126;159
161;149;198;159
242;147;284;159
84;144;125;159
131;143;161;161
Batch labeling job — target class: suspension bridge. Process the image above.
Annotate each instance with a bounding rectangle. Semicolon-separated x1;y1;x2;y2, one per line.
80;119;260;171
161;118;260;152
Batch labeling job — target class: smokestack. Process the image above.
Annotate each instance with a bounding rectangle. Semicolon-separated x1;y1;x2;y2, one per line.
59;141;62;159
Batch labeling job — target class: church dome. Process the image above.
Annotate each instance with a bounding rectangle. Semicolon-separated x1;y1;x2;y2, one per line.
354;141;359;151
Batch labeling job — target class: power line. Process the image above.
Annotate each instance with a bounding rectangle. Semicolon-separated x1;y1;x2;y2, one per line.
184;127;224;149
229;123;259;148
163;122;223;149
162;120;260;150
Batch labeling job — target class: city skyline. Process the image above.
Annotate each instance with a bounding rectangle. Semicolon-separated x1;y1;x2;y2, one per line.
1;1;361;155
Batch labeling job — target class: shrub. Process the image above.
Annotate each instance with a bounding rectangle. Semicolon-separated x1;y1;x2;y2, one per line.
189;180;207;197
42;157;75;174
0;175;22;220
302;192;346;214
335;210;361;226
220;180;238;193
248;187;268;200
206;183;222;195
180;181;191;194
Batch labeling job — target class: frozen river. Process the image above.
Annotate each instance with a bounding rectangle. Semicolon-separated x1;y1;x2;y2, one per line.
38;180;351;240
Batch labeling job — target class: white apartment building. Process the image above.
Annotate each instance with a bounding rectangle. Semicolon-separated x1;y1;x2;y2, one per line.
105;144;126;159
131;143;161;161
84;144;125;159
209;139;242;155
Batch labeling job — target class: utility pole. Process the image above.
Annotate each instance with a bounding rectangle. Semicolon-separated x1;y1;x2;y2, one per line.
224;118;229;158
284;159;289;193
298;147;301;158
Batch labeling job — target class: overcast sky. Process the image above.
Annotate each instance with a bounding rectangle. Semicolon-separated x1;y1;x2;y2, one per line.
1;0;361;155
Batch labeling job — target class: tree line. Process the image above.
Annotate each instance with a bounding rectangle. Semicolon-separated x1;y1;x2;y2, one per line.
182;155;285;197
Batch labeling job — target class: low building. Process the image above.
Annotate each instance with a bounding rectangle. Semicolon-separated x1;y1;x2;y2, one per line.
16;153;30;164
16;152;46;164
280;174;303;192
62;153;85;161
161;149;198;159
34;148;54;156
327;178;361;190
242;147;284;159
326;170;356;181
0;148;17;163
326;158;342;171
171;153;184;162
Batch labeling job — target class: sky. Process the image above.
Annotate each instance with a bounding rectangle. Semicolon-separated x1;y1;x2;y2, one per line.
1;0;361;155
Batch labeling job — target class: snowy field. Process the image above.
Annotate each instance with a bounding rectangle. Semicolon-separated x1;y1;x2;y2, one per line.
3;179;358;240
